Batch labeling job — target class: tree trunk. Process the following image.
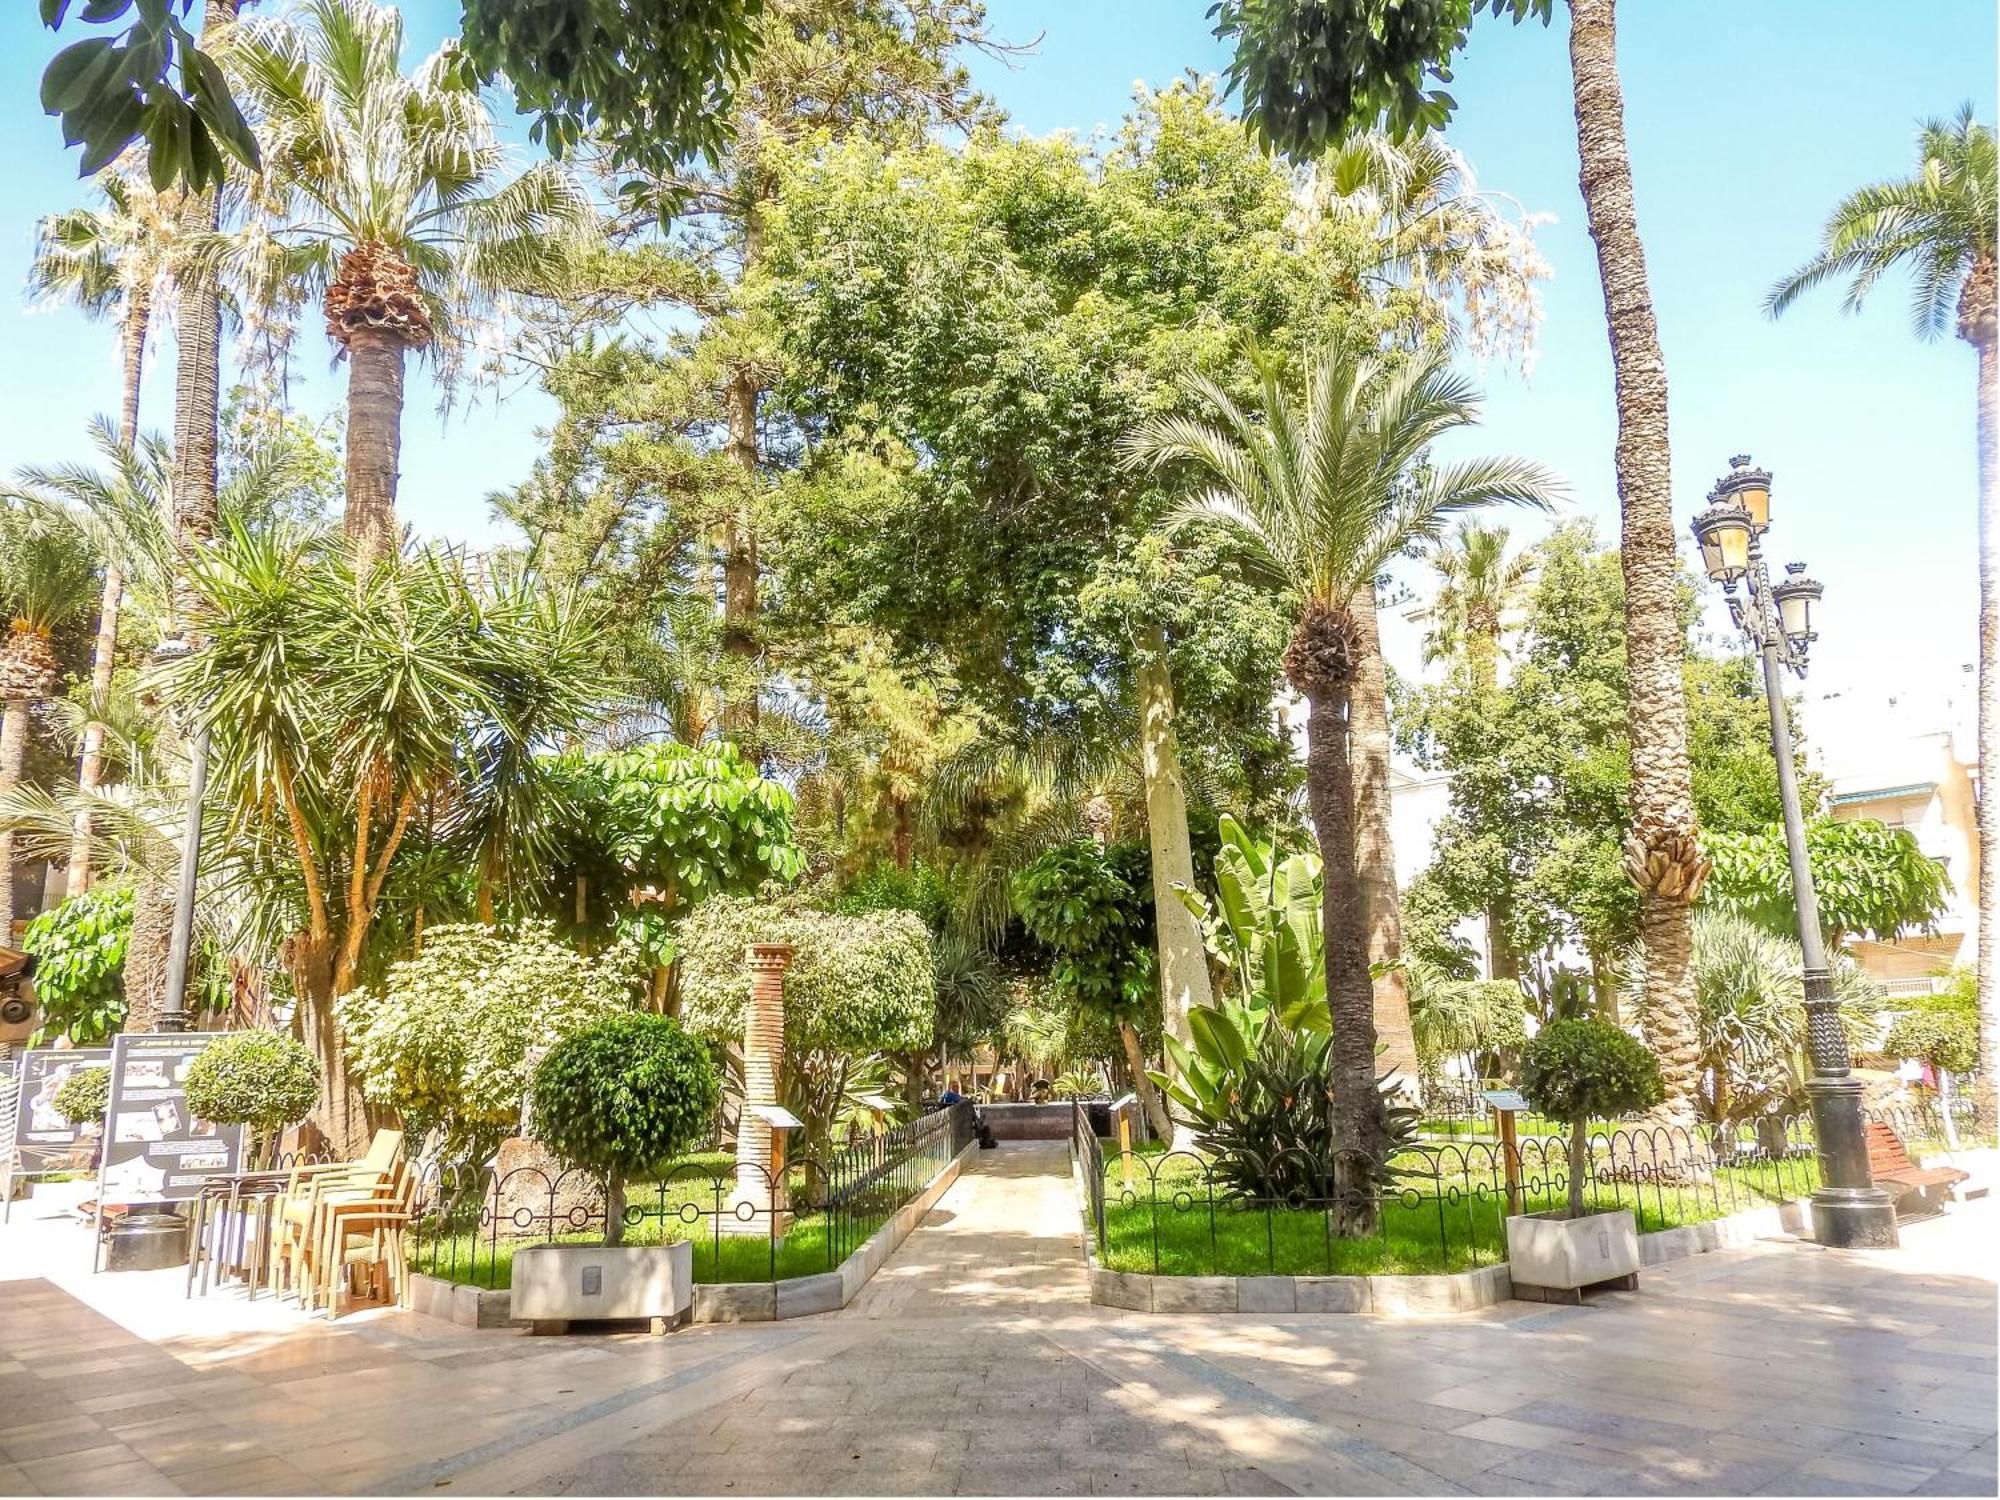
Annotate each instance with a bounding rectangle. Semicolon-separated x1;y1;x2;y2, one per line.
891;794;914;870
121;875;174;1031
293;936;374;1158
343;327;407;564
1567;0;1702;1131
1134;624;1215;1151
1302;683;1384;1232
1566;1118;1589;1219
603;1176;627;1246
1117;1020;1174;1142
719;217;764;747
0;701;27;940
68;565;123;896
1346;584;1421;1101
1962;267;1997;1127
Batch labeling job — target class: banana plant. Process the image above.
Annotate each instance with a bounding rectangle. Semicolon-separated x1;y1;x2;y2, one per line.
1171;814;1328;1033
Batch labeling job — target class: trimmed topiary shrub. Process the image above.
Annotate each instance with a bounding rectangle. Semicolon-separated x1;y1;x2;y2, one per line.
1883;1009;1979;1077
1519;1018;1665;1217
528;1014;721;1245
51;1065;111;1129
182;1031;321;1164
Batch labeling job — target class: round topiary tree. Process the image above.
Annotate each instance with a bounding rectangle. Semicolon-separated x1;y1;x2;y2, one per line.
182;1031;322;1166
1884;1009;1980;1147
528;1014;721;1245
51;1065;111;1129
1519;1018;1665;1218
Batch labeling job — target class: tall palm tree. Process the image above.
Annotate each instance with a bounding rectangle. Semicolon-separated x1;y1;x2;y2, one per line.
227;0;592;559
0;507;96;939
1766;105;1997;1120
1123;334;1558;1173
30;169;188;894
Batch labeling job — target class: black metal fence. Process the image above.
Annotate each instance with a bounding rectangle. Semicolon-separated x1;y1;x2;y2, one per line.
409;1101;976;1291
1076;1102;1829;1278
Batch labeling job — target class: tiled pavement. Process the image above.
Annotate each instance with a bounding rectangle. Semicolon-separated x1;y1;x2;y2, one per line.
0;1142;1993;1496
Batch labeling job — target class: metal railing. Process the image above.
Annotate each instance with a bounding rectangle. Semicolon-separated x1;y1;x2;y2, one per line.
409;1101;976;1291
1075;1109;1827;1278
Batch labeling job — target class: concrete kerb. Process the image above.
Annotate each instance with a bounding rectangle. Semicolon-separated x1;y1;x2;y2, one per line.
1072;1141;1815;1314
405;1139;977;1330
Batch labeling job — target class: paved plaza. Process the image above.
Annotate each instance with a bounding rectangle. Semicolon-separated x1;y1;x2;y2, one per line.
0;1143;1994;1497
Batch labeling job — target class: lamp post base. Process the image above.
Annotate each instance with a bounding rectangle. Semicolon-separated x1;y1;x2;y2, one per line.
1809;1187;1900;1249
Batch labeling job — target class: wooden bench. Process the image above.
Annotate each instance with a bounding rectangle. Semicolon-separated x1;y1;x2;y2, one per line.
1866;1120;1970;1215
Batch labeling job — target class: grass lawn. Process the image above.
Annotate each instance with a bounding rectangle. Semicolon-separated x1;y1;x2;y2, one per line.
1092;1146;1823;1277
411;1152;897;1291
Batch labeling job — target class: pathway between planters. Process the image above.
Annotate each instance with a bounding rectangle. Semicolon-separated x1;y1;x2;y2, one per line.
0;1147;1995;1496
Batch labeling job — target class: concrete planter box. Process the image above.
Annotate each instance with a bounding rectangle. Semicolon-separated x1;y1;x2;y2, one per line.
1505;1207;1640;1300
511;1240;693;1329
409;1272;518;1329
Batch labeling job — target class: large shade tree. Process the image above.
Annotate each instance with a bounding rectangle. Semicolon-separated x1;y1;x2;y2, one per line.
1217;0;1710;1132
227;0;593;559
1122;334;1557;1163
1766;105;1996;1118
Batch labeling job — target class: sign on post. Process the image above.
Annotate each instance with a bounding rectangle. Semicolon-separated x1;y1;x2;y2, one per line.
96;1033;246;1206
3;1048;113;1220
1482;1088;1528;1217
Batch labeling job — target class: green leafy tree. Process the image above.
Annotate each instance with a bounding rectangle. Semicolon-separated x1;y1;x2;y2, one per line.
1122;332;1556;1179
159;523;604;1153
21;883;133;1045
1518;1017;1663;1217
182;1030;321;1164
226;0;593;557
339;922;642;1171
1767;106;1996;1117
529;1013;722;1245
1703;819;1951;949
1012;839;1170;1138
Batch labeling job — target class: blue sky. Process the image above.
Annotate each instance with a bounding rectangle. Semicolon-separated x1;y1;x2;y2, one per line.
1;1;1993;716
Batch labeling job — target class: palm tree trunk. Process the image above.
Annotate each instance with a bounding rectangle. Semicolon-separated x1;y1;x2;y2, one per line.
0;700;26;941
719;216;764;748
294;935;375;1157
1303;683;1384;1232
1117;1019;1173;1141
1346;584;1420;1101
1566;0;1702;1131
1965;269;1997;1127
69;294;151;896
343;327;407;564
1134;623;1215;1150
122;876;174;1031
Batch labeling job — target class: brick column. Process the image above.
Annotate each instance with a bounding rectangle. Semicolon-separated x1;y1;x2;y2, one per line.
728;943;793;1235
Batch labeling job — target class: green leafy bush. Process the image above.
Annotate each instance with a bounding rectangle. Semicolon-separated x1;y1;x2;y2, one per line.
182;1031;320;1161
529;1014;722;1244
51;1065;110;1128
1012;840;1157;1017
338;923;642;1170
676;899;933;1058
22;884;132;1045
1884;1010;1979;1076
1519;1018;1664;1217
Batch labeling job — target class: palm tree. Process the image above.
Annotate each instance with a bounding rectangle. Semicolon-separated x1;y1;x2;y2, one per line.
30;170;189;894
1123;334;1558;1176
0;507;97;939
227;0;592;559
1766;105;1997;1120
1415;523;1538;693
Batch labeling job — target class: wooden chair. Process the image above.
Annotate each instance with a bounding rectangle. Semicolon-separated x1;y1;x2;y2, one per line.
1866;1119;1970;1216
268;1130;404;1301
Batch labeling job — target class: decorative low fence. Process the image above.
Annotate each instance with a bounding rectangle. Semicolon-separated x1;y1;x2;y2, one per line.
409;1101;976;1291
1075;1102;1828;1279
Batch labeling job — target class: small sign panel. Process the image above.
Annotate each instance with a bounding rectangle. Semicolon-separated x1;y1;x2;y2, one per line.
1109;1093;1137;1111
1482;1088;1531;1115
857;1093;898;1114
748;1104;804;1129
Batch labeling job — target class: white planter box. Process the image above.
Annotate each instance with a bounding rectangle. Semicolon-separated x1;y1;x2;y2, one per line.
511;1240;693;1326
1506;1208;1640;1297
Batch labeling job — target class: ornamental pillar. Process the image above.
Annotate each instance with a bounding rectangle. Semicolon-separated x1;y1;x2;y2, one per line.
729;943;794;1235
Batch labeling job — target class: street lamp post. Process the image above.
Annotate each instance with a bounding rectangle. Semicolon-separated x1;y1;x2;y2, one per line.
1690;455;1898;1250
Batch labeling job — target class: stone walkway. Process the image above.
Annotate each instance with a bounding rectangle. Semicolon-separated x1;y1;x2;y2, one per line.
0;1142;1994;1496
